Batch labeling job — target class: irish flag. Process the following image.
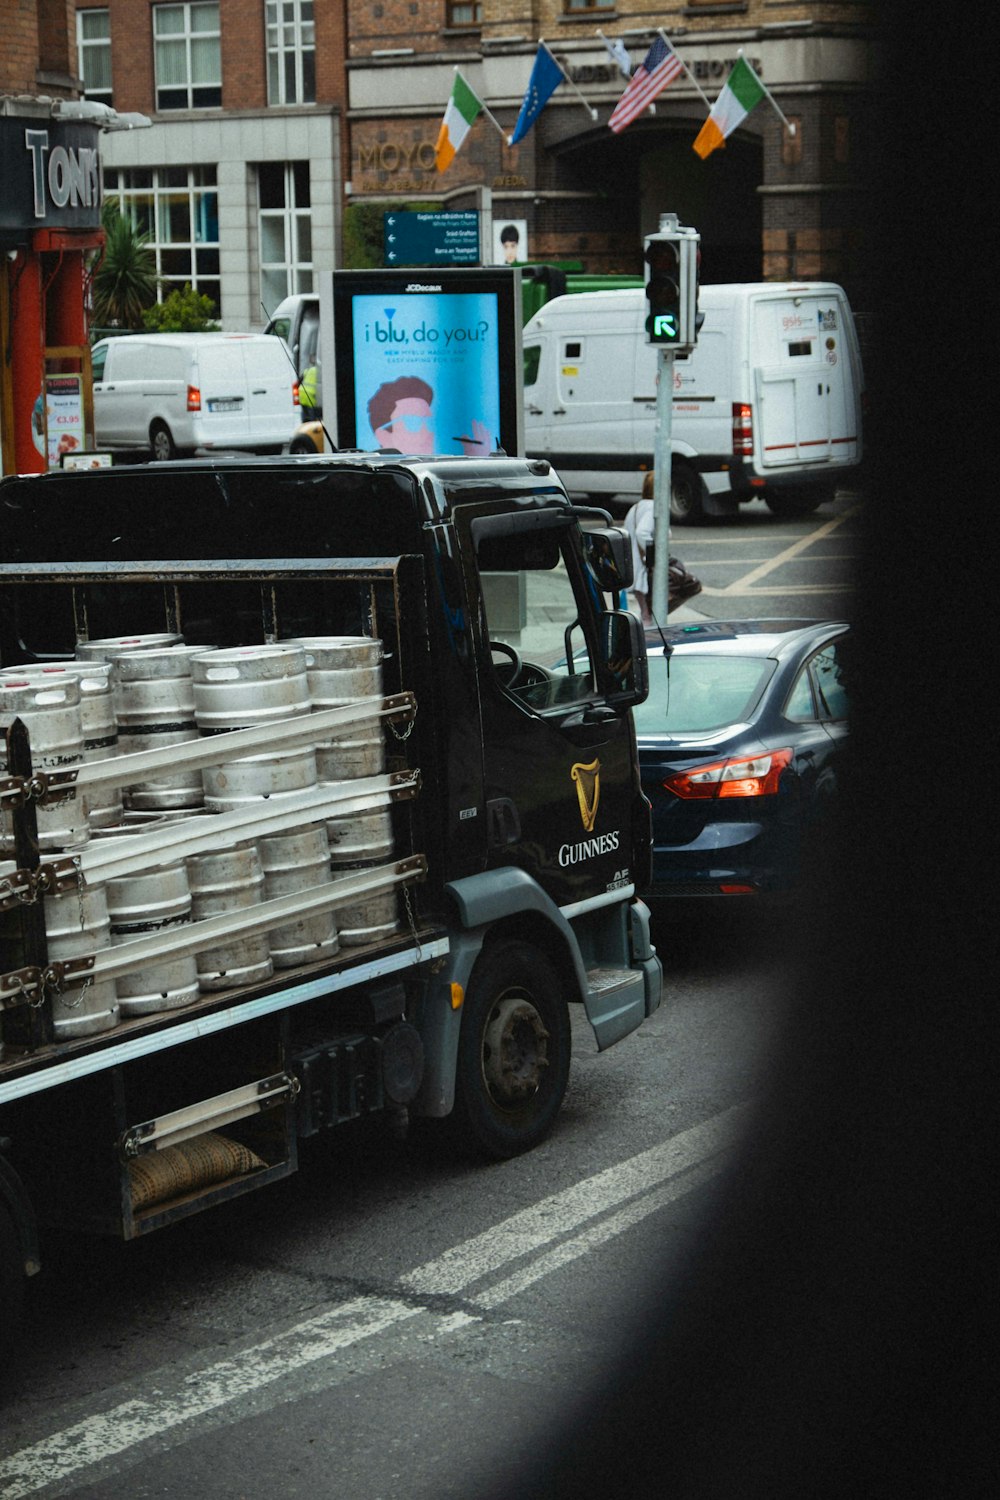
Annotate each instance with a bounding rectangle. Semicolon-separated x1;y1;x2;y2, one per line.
435;73;482;172
693;55;766;159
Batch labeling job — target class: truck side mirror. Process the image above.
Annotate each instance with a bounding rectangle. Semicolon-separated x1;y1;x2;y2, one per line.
583;527;633;593
600;609;649;708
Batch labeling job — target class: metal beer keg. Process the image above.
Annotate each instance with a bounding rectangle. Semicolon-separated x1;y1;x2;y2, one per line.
185;844;273;989
1;673;89;853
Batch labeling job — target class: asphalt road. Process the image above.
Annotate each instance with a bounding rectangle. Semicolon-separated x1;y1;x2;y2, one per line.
656;488;862;626
0;913;796;1500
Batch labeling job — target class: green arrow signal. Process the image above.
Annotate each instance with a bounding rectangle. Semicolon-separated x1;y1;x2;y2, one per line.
654;314;678;338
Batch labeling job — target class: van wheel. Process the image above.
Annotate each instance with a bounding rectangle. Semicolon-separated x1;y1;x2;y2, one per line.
452;939;571;1160
670;464;706;526
149;421;176;462
289;434;318;455
764;489;827;518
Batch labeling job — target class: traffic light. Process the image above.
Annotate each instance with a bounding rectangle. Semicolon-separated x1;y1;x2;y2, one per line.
644;235;682;345
643;222;699;349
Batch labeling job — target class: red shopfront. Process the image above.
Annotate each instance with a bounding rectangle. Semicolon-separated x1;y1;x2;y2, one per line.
1;114;103;476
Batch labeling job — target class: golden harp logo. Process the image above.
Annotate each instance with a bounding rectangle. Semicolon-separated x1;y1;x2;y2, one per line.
571;758;601;833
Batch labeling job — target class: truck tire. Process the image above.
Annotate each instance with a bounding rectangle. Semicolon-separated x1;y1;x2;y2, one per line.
149;420;177;462
764;488;827;518
0;1200;25;1344
453;939;571;1160
669;463;707;526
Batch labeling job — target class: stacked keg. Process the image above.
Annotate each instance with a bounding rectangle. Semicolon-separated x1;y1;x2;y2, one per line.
2;629;399;1047
0;669;118;1038
286;636;398;946
191;643;338;968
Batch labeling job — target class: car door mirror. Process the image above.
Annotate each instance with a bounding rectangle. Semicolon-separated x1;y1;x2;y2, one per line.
583;527;633;593
600;609;648;708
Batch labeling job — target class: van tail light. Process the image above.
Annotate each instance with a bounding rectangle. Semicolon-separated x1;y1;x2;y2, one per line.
732;402;753;456
663;748;793;800
187;385;201;412
292;382;300;407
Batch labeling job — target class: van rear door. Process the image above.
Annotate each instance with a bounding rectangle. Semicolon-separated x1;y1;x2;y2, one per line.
752;290;860;471
193;341;251;447
241;339;298;445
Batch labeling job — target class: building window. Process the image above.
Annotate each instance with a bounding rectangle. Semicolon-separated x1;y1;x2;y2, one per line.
104;166;221;315
77;9;112;104
447;1;482;23
266;1;316;105
258;161;313;314
153;3;222;110
562;0;612;11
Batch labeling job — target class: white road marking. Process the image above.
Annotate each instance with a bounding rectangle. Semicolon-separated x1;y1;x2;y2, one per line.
0;1101;752;1498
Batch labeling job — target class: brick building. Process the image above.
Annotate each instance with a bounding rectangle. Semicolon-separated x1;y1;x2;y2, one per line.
61;0;875;336
2;0;105;474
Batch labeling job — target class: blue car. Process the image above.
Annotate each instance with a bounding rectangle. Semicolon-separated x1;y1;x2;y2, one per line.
635;619;852;902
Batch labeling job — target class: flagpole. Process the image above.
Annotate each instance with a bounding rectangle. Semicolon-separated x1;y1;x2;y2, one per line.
541;39;598;123
658;29;712;109
454;66;508;143
735;47;797;134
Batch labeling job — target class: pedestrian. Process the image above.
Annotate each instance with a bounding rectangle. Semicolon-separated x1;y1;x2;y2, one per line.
299;360;320;422
624;471;655;625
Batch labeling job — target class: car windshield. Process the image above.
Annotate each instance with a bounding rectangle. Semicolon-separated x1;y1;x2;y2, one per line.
634;653;776;735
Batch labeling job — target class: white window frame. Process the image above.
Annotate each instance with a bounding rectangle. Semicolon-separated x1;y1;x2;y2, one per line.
153;2;222;111
265;1;316;106
76;8;112;104
103;166;221;315
258;162;314;314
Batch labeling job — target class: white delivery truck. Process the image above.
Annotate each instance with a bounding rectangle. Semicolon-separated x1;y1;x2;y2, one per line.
91;333;302;461
522;282;864;524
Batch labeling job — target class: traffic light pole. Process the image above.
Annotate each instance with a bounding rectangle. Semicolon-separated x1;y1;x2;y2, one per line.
651;347;674;621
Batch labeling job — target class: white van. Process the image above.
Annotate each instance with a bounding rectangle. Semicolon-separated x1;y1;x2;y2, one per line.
263;294;320;397
90;333;302;460
522;282;864;523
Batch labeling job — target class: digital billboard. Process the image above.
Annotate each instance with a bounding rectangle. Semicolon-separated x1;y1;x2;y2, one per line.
320;268;523;459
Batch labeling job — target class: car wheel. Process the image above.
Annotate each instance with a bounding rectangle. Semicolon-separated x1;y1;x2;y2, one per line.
149;421;176;462
764;489;827;518
670;463;707;526
452;939;572;1160
289;434;318;455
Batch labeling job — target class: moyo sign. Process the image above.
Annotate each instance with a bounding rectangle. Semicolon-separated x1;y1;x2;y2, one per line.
0;118;102;235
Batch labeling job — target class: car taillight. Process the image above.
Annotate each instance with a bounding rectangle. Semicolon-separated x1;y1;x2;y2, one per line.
732;402;753;456
663;748;793;800
292;382;300;406
187;385;201;412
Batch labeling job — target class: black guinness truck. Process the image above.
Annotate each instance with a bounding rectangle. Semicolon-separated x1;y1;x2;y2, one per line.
0;453;660;1331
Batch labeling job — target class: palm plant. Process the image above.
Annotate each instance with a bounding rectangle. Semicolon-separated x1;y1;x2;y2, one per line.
92;202;158;328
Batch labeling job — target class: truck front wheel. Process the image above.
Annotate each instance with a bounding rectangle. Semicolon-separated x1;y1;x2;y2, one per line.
453;940;571;1160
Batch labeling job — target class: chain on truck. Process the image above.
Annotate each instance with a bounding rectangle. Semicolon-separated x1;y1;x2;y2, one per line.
0;451;662;1338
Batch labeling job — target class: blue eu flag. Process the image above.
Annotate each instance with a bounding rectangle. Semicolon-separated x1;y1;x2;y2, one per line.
508;45;564;146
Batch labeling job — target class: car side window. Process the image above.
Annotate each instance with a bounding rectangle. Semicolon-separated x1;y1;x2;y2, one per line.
91;344;107;381
811;642;850;720
784;666;816;721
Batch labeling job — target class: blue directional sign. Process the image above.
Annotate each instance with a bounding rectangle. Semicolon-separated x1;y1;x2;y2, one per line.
383;211;480;266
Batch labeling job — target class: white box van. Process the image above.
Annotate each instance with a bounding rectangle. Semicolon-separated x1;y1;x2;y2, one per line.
522;282;864;523
263;294;320;398
90;333;302;460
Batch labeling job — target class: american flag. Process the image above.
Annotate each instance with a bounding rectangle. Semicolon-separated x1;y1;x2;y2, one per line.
608;35;684;135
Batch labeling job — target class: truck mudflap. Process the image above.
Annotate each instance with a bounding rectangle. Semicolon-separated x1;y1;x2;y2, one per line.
446;866;657;1051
